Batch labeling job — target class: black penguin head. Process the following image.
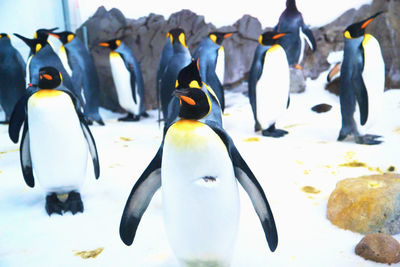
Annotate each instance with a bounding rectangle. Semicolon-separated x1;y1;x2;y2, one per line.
0;33;10;39
344;11;384;39
208;31;235;45
34;27;58;42
286;0;297;9
175;88;210;120
49;31;75;44
169;28;187;48
258;31;287;46
14;33;47;55
175;60;203;90
38;67;62;89
98;39;122;50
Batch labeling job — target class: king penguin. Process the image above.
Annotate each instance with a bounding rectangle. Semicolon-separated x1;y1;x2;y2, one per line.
275;0;316;68
119;59;278;266
49;31;104;125
192;31;235;111
338;12;385;145
0;33;26;123
159;28;192;121
8;66;100;215
98;39;148;121
248;31;291;137
14;32;83;109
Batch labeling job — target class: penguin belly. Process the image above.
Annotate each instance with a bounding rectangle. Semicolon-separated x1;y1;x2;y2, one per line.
162;120;240;266
109;52;140;115
26;55;33;86
215;47;225;84
256;45;290;130
356;34;385;134
27;90;88;193
58;46;72;76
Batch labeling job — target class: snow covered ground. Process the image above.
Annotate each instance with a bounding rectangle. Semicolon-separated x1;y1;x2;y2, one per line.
0;71;399;267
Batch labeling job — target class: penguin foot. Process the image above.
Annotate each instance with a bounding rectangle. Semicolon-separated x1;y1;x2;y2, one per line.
45;193;64;216
141;111;150;118
118;113;140;122
64;191;84;215
95;118;105;126
262;128;288;138
356;134;383;145
254;122;261;132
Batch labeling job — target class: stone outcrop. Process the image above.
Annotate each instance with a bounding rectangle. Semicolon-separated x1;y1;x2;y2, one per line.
355;233;400;264
327;173;400;235
76;0;400;111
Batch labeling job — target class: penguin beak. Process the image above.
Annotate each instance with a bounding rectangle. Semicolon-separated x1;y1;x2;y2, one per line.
48;33;60;39
223;32;236;39
98;42;109;47
361;11;384;29
273;33;287;40
174;89;196;106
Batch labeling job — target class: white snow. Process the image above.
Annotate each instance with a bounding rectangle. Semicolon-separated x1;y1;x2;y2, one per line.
0;70;400;266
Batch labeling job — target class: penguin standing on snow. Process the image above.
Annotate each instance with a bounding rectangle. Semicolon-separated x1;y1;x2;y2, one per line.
159;28;192;121
0;34;26;123
8;66;100;215
248;31;291;137
98;39;148;121
192;31;234;111
338;12;385;145
14;32;83;108
119;60;278;266
275;0;316;68
49;31;104;125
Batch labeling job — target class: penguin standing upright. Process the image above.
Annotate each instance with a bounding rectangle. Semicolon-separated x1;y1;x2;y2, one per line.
338;12;385;145
0;34;25;123
119;60;277;266
248;31;291;137
192;31;234;111
8;66;100;215
98;39;147;121
159;28;192;121
275;0;316;67
14;32;83;108
49;31;104;125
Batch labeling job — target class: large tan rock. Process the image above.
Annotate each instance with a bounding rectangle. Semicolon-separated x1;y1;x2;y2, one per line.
327;173;400;234
355;233;400;264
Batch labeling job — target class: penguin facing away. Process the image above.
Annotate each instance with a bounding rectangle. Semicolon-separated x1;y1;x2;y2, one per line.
248;31;291;138
275;0;316;68
159;28;192;121
119;61;278;266
49;31;105;126
0;33;26;123
338;12;385;145
164;59;223;128
8;66;100;215
192;31;235;111
98;39;148;121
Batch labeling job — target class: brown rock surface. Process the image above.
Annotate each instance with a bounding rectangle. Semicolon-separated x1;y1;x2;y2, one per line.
355;233;400;264
327;173;400;235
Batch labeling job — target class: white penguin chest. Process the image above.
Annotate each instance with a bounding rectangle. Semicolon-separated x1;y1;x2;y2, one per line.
27;90;88;192
161;120;240;263
58;46;73;76
256;45;290;129
215;47;225;83
109;52;140;115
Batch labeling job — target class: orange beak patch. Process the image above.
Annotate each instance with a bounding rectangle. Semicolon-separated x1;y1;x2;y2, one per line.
180;95;196;106
361;18;374;29
40;74;53;80
224;33;233;38
48;33;60;39
273;33;286;40
98;42;109;47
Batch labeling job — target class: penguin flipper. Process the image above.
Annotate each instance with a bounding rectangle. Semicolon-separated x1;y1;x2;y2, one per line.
301;26;317;51
120;146;162;246
352;64;369;126
20;123;34;187
206;121;278;252
79;116;100;179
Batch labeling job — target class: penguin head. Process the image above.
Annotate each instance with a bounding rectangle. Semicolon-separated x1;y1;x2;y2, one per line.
98;39;122;50
286;0;297;9
258;31;288;46
49;31;75;44
344;11;384;39
34;27;58;42
169;28;187;48
14;33;46;55
0;33;10;39
38;66;62;89
174;60;211;120
208;31;235;46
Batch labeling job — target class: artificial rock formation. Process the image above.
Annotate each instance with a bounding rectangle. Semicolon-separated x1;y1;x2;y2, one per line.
355;233;400;264
327;173;400;235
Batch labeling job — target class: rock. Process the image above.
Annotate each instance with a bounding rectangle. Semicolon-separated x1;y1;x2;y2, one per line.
355;233;400;264
311;103;332;113
290;68;306;93
327;173;400;235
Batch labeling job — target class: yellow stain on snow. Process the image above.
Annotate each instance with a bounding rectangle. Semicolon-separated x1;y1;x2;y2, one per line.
74;247;104;259
243;137;260;142
0;148;19;156
109;163;122;168
120;137;133;142
283;123;306;129
393;127;400;134
302;186;321;194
